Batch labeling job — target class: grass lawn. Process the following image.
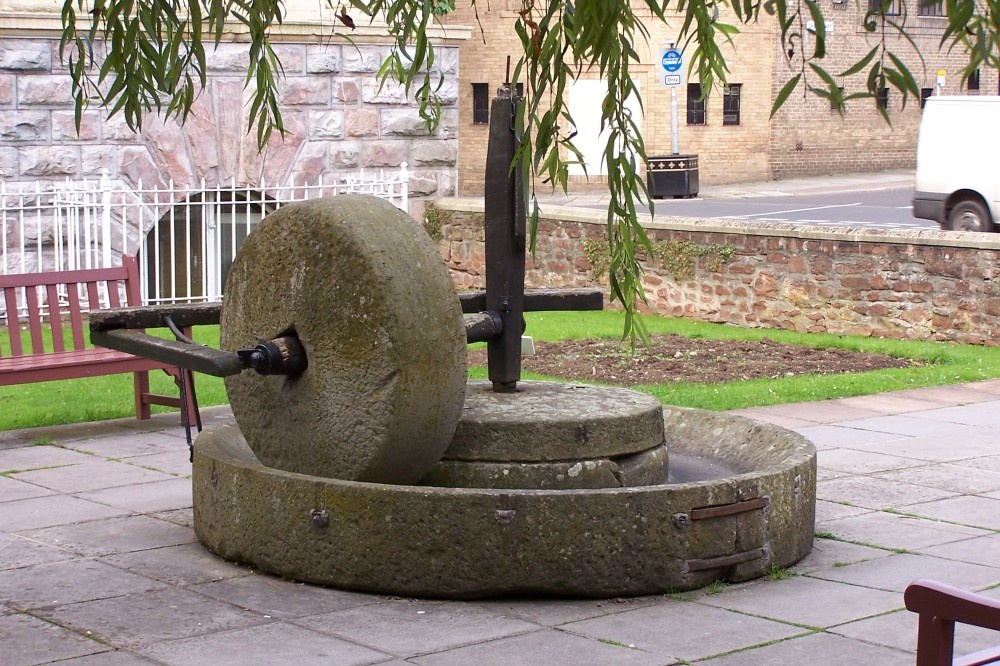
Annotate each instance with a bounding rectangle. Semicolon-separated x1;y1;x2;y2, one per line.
4;310;1000;430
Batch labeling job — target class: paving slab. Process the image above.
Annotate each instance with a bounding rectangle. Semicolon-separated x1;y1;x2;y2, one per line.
0;445;97;473
817;447;923;474
1;611;112;666
839;431;1000;462
954;454;1000;473
0;494;130;532
560;602;805;662
40;651;159;665
697;576;903;628
75;477;193;513
810;552;1000;592
192;573;378;620
835;414;981;437
3;381;1000;664
725;408;817;429
832;607;1000;655
835;393;948;415
918;533;1000;568
10;460;178;494
813;498;874;523
798;425;907;450
150;507;193;527
912;402;1000;427
818;474;957;509
118;451;192;477
904;495;1000;530
0;474;54;502
700;630;912;665
40;587;269;649
103;542;251;586
409;628;674;666
818;510;988;551
0;558;166;609
0;532;76;570
736;401;884;424
890;384;997;405
23;514;197;557
134;622;391;666
293;599;540;656
472;596;660;627
789;536;892;574
874;463;1000;494
63;432;188;459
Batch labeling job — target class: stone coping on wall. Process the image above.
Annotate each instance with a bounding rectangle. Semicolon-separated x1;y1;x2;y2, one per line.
0;12;473;44
437;197;1000;251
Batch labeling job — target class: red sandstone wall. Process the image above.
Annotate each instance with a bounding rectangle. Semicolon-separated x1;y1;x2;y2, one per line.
436;201;1000;344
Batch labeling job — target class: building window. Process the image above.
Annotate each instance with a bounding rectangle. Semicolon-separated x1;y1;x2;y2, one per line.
918;0;945;15
687;83;706;125
920;87;933;109
472;83;489;124
868;0;901;15
967;69;981;92
830;86;845;111
722;84;742;126
876;87;889;110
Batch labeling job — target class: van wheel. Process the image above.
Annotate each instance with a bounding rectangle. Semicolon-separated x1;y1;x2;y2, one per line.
947;199;993;232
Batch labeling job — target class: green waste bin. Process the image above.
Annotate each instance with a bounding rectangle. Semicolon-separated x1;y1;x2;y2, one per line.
647;154;699;199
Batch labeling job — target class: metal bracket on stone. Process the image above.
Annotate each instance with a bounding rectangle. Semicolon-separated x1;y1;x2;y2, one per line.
670;497;770;530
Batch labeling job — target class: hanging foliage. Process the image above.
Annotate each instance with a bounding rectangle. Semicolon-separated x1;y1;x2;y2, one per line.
58;0;1000;341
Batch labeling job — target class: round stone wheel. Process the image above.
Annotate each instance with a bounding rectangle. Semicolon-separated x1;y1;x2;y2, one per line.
220;194;467;484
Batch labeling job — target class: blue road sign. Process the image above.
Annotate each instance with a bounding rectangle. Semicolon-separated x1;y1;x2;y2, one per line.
661;49;682;73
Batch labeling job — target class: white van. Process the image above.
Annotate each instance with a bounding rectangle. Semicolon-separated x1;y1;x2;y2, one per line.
912;96;1000;232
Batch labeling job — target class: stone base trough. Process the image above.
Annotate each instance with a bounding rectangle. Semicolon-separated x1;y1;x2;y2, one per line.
192;382;816;599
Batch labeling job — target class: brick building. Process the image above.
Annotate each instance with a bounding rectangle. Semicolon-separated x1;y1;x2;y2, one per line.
444;0;996;194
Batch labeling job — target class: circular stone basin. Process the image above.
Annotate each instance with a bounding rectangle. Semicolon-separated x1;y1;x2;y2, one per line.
192;384;816;599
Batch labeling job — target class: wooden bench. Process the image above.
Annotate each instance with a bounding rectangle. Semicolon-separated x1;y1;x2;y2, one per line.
0;255;196;427
905;579;1000;666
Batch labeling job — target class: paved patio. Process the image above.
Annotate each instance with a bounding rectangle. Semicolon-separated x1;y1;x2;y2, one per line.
3;380;1000;665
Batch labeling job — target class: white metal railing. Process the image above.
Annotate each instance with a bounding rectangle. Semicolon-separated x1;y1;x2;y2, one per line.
0;165;409;321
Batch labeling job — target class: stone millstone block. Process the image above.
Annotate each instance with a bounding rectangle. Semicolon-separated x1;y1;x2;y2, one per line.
220;194;467;485
419;443;668;490
446;381;666;462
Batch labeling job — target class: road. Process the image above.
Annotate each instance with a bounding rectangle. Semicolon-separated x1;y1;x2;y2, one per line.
583;187;937;231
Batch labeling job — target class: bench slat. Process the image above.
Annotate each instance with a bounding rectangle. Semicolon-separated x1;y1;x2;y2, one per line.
67;283;86;350
123;255;142;306
0;265;129;288
86;280;100;311
25;285;44;355
3;286;22;357
46;282;65;353
0;348;177;385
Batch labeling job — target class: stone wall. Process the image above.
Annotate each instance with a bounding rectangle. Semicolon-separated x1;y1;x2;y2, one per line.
0;14;470;278
435;198;1000;344
0;17;469;207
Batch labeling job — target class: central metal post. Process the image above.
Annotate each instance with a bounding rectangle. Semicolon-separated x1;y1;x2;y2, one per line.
483;85;526;393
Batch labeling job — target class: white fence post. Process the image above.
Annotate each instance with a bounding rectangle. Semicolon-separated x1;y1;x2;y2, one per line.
100;170;112;268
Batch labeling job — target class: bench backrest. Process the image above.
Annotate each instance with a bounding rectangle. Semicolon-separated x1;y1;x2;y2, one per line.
0;256;142;358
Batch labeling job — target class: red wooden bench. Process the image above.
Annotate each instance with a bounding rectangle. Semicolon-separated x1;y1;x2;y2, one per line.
0;255;196;427
905;579;1000;666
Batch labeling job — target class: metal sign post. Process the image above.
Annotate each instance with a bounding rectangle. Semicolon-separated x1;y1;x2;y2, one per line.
659;44;684;155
